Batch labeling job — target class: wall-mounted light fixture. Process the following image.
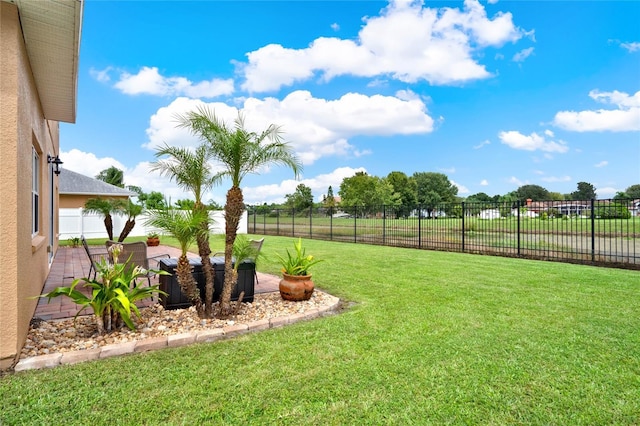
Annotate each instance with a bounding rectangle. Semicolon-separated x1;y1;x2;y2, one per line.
48;155;63;176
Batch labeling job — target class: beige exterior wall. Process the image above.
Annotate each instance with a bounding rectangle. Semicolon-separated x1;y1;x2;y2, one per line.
60;194;130;209
0;3;61;369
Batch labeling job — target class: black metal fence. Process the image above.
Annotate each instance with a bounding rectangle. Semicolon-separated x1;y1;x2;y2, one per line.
247;199;640;270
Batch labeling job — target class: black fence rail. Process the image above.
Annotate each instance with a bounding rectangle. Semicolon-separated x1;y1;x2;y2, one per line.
247;199;640;270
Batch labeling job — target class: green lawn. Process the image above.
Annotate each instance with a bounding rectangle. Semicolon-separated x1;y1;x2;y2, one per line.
2;236;639;425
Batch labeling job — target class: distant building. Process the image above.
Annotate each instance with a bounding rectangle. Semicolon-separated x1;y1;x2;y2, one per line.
59;169;135;208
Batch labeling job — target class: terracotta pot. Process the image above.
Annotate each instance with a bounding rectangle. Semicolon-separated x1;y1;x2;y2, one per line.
147;237;160;247
279;273;314;301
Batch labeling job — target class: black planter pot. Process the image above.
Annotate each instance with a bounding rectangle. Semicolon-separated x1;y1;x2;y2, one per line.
158;256;255;309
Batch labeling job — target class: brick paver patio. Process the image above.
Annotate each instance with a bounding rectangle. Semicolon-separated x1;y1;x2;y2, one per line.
34;244;280;321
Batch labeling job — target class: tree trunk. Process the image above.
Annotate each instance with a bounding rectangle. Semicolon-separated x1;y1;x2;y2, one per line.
118;218;135;242
194;204;215;318
105;214;114;241
218;186;244;317
176;255;204;318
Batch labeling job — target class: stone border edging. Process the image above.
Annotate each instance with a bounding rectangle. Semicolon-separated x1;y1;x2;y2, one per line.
14;295;340;372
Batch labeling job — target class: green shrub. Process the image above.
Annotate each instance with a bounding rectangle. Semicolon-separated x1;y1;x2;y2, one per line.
595;203;631;219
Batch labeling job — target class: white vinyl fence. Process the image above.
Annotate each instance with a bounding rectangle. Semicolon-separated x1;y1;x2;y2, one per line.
59;208;247;240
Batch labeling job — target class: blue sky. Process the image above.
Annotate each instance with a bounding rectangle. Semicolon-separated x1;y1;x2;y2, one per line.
60;0;640;205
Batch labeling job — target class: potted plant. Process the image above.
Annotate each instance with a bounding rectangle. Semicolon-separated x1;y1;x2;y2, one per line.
276;238;322;301
146;232;160;247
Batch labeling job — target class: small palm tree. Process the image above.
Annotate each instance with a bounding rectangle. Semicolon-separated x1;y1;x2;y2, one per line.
117;199;143;242
175;107;301;316
145;206;207;317
150;144;217;318
83;198;121;241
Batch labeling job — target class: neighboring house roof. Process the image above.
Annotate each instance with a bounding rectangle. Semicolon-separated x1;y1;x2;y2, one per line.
4;0;83;123
59;169;135;197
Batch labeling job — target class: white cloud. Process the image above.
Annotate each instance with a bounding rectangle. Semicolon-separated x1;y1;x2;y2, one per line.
621;42;640;52
553;90;640;132
498;130;569;153
512;47;534;62
507;176;524;186
596;187;617;198
240;0;524;92
144;91;434;165
439;167;456;174
480;179;488;186
594;161;608;168
540;175;571;183
112;66;234;98
331;22;340;31
451;180;469;194
59;149;370;205
242;167;367;204
60;149;126;178
474;139;491;149
89;67;112;83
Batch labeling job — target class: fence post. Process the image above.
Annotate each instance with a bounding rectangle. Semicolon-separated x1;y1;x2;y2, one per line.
383;205;386;245
590;198;595;263
461;202;465;252
276;209;280;236
263;207;266;235
418;204;422;249
292;207;295;237
330;208;333;241
309;207;313;239
517;200;521;256
252;207;256;233
354;206;357;243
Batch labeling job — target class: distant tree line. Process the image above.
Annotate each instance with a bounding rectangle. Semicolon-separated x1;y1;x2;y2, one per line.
95;165;640;215
253;171;640;217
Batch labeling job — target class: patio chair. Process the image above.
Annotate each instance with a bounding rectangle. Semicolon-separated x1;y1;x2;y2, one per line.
105;241;170;290
81;235;109;280
213;237;264;284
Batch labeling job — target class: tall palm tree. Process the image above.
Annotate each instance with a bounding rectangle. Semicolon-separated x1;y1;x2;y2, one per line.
175;106;302;316
145;207;207;317
150;144;218;317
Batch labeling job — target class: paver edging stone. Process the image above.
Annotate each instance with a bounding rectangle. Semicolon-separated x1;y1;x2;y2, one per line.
13;296;341;372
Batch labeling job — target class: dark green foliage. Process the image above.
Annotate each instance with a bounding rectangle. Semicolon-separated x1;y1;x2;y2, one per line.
95;166;125;188
516;184;550;201
285;183;314;212
570;182;597;200
595;203;632;219
625;184;640;199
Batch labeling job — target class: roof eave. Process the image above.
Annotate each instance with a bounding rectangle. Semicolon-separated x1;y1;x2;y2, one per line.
7;0;84;123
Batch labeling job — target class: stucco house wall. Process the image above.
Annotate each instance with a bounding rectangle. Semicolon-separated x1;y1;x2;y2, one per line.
0;2;58;368
0;1;82;370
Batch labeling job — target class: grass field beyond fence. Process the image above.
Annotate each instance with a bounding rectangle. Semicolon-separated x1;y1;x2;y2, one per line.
249;200;640;269
2;236;639;425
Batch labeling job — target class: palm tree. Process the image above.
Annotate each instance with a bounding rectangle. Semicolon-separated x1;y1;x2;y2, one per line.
145;206;207;317
150;144;218;317
117;199;143;242
175;107;301;316
83;198;121;241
